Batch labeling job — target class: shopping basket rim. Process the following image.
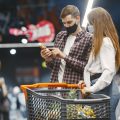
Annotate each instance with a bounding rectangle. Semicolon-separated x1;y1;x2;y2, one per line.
26;88;110;104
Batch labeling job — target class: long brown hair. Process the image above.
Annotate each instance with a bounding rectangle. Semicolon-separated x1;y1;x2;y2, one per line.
88;7;120;70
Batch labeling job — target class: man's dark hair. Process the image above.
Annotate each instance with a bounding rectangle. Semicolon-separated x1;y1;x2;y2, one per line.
60;5;80;19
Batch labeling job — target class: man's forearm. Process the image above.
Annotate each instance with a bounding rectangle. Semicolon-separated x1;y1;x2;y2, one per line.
64;55;87;73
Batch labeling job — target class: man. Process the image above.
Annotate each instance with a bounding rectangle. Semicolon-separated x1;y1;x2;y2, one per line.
41;5;92;84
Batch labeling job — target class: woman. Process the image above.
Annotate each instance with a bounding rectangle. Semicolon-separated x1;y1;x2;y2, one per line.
78;7;120;120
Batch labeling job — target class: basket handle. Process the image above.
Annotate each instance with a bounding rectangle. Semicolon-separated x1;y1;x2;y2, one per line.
20;83;78;99
21;82;78;91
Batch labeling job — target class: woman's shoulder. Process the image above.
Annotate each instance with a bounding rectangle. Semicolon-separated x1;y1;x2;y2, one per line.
103;37;113;47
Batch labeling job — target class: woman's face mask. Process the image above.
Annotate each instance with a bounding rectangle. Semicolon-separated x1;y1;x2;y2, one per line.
87;25;94;33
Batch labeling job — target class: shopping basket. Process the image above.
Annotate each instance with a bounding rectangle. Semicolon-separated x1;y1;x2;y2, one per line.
21;83;110;120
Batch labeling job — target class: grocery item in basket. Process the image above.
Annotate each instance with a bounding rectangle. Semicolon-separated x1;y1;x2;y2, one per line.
68;89;77;99
67;104;96;119
67;104;78;119
78;105;96;118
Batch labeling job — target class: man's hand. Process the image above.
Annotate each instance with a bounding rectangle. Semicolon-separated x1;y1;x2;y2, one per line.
41;48;53;61
49;48;65;59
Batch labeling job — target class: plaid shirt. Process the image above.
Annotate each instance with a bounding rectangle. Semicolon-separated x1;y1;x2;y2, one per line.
47;30;92;84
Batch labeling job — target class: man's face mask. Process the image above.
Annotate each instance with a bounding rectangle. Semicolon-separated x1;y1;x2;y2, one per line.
87;25;94;33
65;23;78;35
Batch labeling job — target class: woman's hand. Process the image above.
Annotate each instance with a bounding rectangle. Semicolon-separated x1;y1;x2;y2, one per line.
78;80;86;89
81;87;91;94
78;81;91;98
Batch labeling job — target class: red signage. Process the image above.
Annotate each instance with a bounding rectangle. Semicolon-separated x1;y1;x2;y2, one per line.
9;20;55;43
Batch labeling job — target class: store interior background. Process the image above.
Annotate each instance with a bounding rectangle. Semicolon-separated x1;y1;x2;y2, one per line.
0;0;120;119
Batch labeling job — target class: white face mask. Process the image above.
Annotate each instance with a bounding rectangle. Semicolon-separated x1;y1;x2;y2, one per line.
87;25;94;33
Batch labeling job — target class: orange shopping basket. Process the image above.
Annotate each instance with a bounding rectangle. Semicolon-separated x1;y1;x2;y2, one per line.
21;83;110;120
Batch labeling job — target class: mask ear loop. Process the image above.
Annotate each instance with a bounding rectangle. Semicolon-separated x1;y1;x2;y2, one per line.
87;24;94;33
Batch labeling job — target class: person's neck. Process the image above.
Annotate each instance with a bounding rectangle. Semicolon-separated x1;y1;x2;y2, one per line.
71;26;82;36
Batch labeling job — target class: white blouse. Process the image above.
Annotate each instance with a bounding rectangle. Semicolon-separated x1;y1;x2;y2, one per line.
84;37;116;93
